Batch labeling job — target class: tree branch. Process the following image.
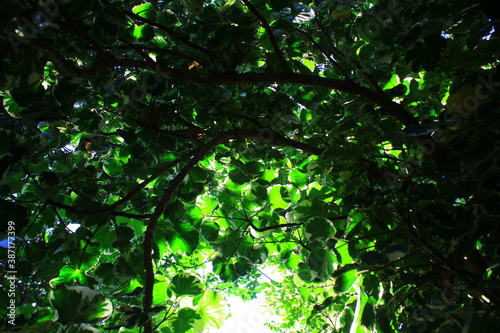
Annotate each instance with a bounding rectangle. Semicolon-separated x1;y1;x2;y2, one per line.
141;128;325;330
98;44;194;62
142;131;237;318
296;28;352;79
46;200;152;219
34;46;459;171
314;17;384;94
109;159;182;210
120;5;216;60
31;43;414;125
117;58;420;127
242;0;292;74
45;159;181;217
249;221;303;232
234;128;324;155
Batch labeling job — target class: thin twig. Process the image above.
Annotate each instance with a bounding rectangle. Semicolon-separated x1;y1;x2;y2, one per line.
242;0;292;74
296;28;352;79
120;5;216;59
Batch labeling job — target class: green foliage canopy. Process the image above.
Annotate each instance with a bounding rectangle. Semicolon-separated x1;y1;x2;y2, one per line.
1;0;500;332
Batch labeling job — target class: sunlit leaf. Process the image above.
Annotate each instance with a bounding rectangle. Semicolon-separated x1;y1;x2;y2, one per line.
383;74;400;90
132;3;154;19
298;286;310;301
49;266;97;288
192;290;229;332
334;269;357;293
196;195;218;215
50;285;112;324
166;223;199;255
169;273;204;297
269;185;290;210
172;308;201;333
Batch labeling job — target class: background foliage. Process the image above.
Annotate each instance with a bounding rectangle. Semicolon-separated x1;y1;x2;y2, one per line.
1;0;500;332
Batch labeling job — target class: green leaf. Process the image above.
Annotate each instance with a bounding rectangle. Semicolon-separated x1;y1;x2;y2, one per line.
49;266;97;288
343;307;355;330
269;185;290;210
25;241;48;263
11;321;61;333
285;253;303;270
234;257;253;276
319;296;334;310
289;169;308;187
376;305;395;333
102;6;129;27
382;74;400;90
183;0;204;14
132;3;155;19
307;248;335;282
201;221;219;241
298;285;310;301
333;241;354;265
91;14;120;43
197;195;218;215
119;309;149;329
190;166;209;183
166;222;199;255
153;280;168;305
259;169;278;183
169;273;204;297
5;2;500;332
361;302;376;329
133;24;155;42
172;308;201;333
65;324;102;333
345;210;366;235
305;217;335;242
297;262;314;282
334;269;357;293
228;168;252;184
436;320;462;333
191;290;228;331
49;285;112;324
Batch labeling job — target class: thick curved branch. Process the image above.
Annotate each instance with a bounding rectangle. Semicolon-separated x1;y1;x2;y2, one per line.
141;128;324;324
34;46;458;171
31;43;414;125
142;131;235;320
234;128;324;155
117;58;419;127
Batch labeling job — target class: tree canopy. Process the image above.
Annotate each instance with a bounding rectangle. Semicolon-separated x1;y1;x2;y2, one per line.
1;0;500;332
